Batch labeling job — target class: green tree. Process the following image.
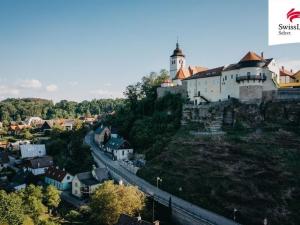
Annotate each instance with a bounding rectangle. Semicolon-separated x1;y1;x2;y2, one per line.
44;185;61;215
89;181;145;225
20;185;47;223
0;190;25;225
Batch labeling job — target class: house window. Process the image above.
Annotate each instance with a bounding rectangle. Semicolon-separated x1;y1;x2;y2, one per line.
67;176;70;180
231;75;233;79
75;182;78;187
198;91;200;97
247;72;251;76
225;76;227;80
74;190;78;195
122;150;124;156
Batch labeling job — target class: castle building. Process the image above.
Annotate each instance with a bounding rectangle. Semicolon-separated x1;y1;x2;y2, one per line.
159;43;300;103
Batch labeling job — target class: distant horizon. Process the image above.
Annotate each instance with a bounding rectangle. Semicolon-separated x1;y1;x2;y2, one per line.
1;0;300;101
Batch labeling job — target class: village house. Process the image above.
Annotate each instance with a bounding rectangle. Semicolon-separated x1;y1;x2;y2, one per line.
61;119;76;131
115;214;159;225
94;125;110;147
104;136;133;161
25;117;44;126
72;167;109;198
20;144;46;159
40;120;54;132
23;156;53;176
8;140;31;151
45;166;73;190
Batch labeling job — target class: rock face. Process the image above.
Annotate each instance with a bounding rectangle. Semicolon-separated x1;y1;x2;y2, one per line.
182;99;300;131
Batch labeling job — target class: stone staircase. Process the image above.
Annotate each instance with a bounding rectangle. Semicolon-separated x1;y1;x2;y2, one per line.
208;115;223;133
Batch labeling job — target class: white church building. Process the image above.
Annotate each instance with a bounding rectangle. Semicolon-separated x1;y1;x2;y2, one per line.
160;43;298;103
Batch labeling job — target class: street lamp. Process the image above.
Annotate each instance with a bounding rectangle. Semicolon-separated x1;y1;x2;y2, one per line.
156;177;162;188
233;208;238;221
153;177;163;222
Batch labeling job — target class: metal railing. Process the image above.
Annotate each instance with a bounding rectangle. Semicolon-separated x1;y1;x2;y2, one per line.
236;74;266;82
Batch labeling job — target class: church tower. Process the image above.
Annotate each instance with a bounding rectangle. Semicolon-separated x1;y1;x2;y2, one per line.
170;42;186;79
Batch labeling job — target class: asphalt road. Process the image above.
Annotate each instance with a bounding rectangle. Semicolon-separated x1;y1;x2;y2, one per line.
85;131;241;225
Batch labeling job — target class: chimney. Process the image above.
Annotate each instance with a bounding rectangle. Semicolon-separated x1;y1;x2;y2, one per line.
153;221;160;225
282;66;284;71
137;215;141;221
291;69;293;73
261;52;264;59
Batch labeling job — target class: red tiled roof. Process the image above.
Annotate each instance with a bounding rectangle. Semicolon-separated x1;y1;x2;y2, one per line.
45;166;68;182
280;68;295;78
240;51;263;62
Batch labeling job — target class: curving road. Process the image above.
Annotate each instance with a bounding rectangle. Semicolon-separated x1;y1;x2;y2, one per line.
85;131;241;225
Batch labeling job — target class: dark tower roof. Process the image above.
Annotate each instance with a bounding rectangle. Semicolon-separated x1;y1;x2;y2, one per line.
170;42;185;57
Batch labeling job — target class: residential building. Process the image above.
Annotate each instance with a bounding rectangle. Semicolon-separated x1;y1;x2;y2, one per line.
20;144;46;159
25;117;43;126
72;167;109;198
23;156;53;175
115;214;159;225
62;119;76;131
94;125;110;147
104;137;133;161
40;120;54;132
45;166;73;190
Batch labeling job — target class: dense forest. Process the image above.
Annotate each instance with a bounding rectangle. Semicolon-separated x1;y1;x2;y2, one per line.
0;98;125;125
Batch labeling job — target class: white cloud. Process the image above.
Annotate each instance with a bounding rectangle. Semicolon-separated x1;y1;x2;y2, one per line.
46;84;58;92
0;85;20;95
19;79;42;89
68;81;79;86
104;83;111;87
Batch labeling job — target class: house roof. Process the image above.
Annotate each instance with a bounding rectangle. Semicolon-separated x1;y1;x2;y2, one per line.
104;137;131;150
20;144;46;157
45;166;70;182
25;156;53;169
188;66;208;74
239;51;263;62
184;66;225;80
280;68;295;78
175;67;191;80
174;66;208;80
76;168;109;186
170;42;185;57
115;214;153;225
0;151;9;164
223;58;273;71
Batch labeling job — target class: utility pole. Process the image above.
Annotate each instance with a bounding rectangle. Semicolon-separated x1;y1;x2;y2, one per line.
153;177;162;222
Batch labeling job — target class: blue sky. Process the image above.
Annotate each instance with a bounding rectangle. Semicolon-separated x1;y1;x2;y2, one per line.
1;0;300;102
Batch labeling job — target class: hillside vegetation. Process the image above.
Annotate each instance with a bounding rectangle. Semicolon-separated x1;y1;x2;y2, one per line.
0;98;124;125
138;102;300;225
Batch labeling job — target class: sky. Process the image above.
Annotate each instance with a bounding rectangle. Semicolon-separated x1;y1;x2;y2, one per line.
1;0;300;102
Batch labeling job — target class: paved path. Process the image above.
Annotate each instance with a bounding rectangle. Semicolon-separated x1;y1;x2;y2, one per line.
85;131;241;225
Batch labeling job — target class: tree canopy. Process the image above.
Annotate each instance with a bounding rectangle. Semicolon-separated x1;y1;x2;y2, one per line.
0;98;125;126
89;181;145;225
